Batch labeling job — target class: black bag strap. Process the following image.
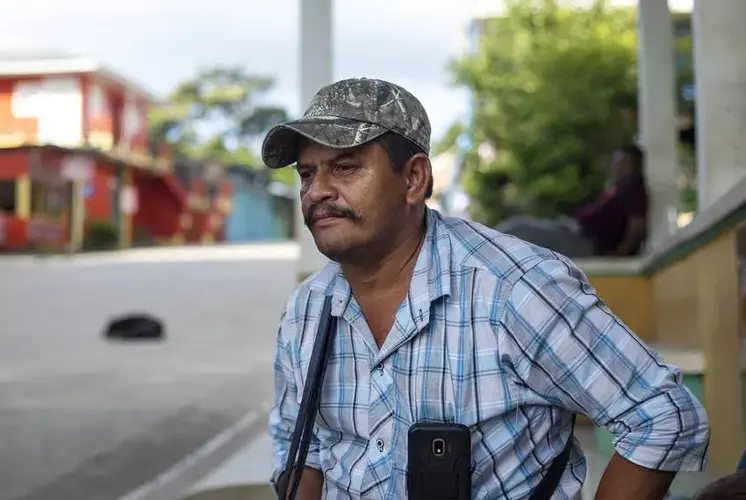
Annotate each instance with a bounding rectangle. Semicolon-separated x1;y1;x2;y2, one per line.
277;296;336;500
529;414;576;500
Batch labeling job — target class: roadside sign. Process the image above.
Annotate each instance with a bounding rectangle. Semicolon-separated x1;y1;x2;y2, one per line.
120;186;138;215
61;155;95;181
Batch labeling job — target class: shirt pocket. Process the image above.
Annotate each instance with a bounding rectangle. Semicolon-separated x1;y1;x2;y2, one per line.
403;305;517;430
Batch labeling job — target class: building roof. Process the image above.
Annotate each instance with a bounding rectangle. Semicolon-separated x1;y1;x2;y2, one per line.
0;49;160;103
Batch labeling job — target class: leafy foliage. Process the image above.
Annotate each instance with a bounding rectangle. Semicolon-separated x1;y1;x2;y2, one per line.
450;0;638;226
84;220;119;251
673;23;697;213
149;66;292;182
433;121;466;156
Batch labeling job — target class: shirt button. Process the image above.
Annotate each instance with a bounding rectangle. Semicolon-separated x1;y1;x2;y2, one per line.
376;438;385;452
377;363;384;374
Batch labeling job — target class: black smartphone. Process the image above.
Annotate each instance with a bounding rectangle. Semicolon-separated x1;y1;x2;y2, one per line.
407;422;472;500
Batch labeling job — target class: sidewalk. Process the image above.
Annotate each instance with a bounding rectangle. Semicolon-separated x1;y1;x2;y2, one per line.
0;242;299;266
183;433;274;500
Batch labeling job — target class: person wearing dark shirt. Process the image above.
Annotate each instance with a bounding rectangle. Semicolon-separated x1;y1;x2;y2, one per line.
496;144;649;258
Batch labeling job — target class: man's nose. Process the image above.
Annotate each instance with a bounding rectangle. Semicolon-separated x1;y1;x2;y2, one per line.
305;170;336;204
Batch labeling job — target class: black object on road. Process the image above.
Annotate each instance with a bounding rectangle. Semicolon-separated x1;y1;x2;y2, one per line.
104;313;165;341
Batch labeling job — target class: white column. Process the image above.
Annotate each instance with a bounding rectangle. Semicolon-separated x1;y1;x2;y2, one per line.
637;0;679;247
692;0;746;210
296;0;333;281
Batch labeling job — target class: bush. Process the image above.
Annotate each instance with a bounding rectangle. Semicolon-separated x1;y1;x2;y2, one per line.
451;0;638;225
84;220;119;251
132;226;154;247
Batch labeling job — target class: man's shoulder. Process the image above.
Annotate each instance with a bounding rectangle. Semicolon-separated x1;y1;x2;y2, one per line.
438;214;565;281
281;261;340;322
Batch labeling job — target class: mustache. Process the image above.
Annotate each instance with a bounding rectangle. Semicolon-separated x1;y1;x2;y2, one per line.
304;203;359;226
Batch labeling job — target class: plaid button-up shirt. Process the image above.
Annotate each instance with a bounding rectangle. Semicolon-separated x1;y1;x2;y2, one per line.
269;209;709;499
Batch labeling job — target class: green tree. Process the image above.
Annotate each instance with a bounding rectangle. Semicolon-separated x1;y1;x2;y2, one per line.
433;121;466;156
673;22;697;213
149;66;291;181
450;0;638;226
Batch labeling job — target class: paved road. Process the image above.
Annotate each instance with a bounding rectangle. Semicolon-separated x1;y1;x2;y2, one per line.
0;244;298;500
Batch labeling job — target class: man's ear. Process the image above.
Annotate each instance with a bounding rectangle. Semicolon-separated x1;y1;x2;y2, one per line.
404;153;431;205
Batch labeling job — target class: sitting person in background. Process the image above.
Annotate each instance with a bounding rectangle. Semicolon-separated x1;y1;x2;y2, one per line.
496;144;649;258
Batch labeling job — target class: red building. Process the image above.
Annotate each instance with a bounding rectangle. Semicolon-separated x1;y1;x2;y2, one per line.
0;51;230;252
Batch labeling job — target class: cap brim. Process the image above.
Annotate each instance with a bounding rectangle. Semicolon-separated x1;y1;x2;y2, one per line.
261;116;388;169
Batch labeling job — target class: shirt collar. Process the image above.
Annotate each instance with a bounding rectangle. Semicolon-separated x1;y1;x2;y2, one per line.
308;208;454;318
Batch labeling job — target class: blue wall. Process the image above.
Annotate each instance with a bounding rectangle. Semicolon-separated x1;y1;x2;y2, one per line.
225;170;293;243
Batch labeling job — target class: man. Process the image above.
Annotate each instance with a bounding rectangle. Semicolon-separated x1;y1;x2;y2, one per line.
496;146;649;258
264;78;709;499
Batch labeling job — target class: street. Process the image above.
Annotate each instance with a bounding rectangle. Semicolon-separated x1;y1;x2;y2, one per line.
0;244;297;500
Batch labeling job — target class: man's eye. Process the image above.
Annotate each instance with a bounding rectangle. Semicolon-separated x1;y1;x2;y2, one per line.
298;170;313;180
335;164;355;172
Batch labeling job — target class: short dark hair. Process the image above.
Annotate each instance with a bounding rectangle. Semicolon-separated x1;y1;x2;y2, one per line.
377;132;433;199
618;144;645;171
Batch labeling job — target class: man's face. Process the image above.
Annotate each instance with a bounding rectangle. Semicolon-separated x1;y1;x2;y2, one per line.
296;140;408;261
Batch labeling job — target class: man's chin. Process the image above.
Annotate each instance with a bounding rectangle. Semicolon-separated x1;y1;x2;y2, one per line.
311;234;356;262
313;241;347;261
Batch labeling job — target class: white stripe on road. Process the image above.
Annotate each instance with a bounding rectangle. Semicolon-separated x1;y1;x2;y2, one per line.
119;401;272;500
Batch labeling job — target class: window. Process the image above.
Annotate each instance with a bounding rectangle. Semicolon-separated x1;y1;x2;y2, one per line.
0;180;16;212
30;181;68;219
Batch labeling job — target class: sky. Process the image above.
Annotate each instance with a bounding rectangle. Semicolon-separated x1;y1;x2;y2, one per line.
0;0;473;144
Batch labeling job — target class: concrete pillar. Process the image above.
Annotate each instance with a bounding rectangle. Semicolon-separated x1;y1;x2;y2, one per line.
296;0;333;281
637;0;679;248
692;0;746;210
691;0;746;474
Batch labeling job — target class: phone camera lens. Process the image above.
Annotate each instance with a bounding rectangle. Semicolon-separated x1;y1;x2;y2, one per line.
432;438;445;457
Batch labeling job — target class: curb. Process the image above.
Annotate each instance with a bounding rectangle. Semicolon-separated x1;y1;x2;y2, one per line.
118;402;272;500
183;484;275;500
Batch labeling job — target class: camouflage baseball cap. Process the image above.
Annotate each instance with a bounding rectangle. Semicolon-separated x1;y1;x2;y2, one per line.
261;77;431;169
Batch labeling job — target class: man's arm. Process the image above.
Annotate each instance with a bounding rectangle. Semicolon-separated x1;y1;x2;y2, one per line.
615;216;647;256
499;258;710;499
269;307;324;500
